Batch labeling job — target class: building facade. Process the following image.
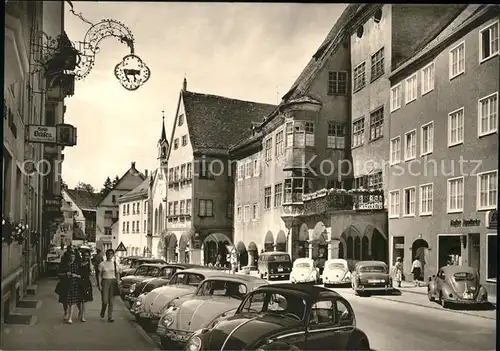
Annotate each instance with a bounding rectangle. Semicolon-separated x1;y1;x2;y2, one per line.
61;188;102;243
388;5;498;291
95;162;145;251
3;1;78;323
116;179;150;257
164;79;275;265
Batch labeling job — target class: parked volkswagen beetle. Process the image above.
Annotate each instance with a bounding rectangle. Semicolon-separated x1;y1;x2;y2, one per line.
183;283;370;351
156;274;267;349
321;259;355;287
290;258;320;284
428;265;488;308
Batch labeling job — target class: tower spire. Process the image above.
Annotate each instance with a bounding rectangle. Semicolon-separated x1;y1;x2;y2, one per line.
160;108;167;142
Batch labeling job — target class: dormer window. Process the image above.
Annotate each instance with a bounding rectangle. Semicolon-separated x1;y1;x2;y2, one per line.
174;138;179;150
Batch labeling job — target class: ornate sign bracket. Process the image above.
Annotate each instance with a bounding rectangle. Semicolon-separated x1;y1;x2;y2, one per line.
31;18;150;91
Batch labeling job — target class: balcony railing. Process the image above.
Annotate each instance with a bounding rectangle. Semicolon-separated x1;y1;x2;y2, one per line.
302;188;385;216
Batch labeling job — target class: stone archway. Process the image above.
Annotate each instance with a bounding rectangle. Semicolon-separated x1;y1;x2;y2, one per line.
264;231;274;252
361;236;369;260
311;222;328;267
165;233;177;262
275;230;287;252
236;241;248;268
179;232;192;263
354;237;361;260
297;223;309;258
156;239;164;259
339;241;345;258
346;236;353;259
248;241;258;267
371;229;387;262
412;238;429;279
204;233;232;266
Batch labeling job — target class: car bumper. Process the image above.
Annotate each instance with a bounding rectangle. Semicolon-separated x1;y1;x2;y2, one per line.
269;273;290;280
137;311;161;323
357;285;393;291
444;298;488;305
324;279;351;285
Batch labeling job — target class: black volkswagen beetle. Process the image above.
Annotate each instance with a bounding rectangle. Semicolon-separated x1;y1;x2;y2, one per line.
183;283;370;351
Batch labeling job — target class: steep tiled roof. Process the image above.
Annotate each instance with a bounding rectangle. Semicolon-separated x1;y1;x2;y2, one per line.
66;189;103;211
390;4;486;77
119;178;149;202
182;90;276;152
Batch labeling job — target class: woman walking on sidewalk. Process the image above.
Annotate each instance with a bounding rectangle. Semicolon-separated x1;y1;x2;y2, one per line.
411;257;423;287
57;250;83;324
97;249;120;322
392;257;403;288
78;250;93;322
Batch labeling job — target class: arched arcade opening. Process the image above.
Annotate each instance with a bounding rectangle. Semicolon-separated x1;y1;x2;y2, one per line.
178;232;191;263
165;233;177;262
311;222;328;269
236;241;248;268
275;230;287;252
264;231;274;252
203;233;232;266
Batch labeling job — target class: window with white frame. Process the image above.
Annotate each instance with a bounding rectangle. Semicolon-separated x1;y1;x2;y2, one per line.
179;200;185;215
370;47;385;81
421;62;435;95
237;163;244;181
403;187;416;216
477;170;497;210
327;122;345;149
186;199;191;215
352;118;365;147
390;137;401;165
449;42;465;79
252;204;258;220
274;183;282;207
405;74;417;103
275;130;284;156
390;84;401;111
487;233;497;282
404;130;416;160
479;20;499;62
369;107;384;140
264;187;272;209
478;92;498;136
236;206;242;222
244;205;250;222
265;138;272;161
447;177;464;212
420;183;433;215
253;158;260;177
293;121;315;147
448;108;464;146
389;190;400;218
199;199;213;217
421;122;434;155
353;62;366;92
245;160;252;179
285;121;293;147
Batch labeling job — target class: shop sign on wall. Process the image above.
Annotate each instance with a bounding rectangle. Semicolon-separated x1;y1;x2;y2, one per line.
450;219;481;227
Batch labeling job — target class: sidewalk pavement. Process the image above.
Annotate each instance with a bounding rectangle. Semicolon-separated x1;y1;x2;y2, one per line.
0;278;159;350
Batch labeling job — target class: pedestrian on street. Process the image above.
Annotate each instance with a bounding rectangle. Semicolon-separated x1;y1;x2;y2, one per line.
92;249;104;284
392;257;403;288
77;250;93;322
97;249;120;322
411;257;423;287
57;250;83;324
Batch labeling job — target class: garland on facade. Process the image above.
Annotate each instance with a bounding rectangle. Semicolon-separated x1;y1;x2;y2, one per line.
302;187;384;201
2;217;29;245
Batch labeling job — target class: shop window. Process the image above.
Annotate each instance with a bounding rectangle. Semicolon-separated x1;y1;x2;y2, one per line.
487;234;497;282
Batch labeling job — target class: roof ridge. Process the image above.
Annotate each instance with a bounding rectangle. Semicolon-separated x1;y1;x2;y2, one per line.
183;90;276;107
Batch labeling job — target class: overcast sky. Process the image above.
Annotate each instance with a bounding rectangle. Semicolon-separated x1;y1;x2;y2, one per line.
63;2;346;190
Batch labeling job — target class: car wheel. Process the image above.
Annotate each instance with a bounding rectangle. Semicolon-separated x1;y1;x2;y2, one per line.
349;338;369;350
441;296;449;308
427;288;435;302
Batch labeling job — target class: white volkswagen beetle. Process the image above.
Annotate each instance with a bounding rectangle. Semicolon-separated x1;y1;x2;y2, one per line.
321;259;353;287
290;258;320;284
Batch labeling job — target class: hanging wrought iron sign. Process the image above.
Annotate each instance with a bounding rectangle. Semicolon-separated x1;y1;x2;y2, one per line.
30;5;150;91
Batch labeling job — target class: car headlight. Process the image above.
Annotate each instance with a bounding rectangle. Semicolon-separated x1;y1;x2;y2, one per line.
135;299;143;306
129;284;136;293
185;335;202;351
161;315;174;327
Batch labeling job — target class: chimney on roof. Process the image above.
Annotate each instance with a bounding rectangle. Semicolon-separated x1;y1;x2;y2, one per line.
131;161;136;169
145;169;148;178
182;76;187;92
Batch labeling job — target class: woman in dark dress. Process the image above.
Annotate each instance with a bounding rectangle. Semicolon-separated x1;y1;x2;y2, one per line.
78;250;93;322
57;250;83;323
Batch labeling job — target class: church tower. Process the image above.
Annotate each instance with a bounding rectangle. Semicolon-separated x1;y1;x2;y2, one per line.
158;110;169;167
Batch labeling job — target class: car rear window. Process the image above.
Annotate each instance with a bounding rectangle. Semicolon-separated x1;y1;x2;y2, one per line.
295;262;311;268
268;255;290;262
359;265;387;273
328;263;346;269
453;272;474;281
